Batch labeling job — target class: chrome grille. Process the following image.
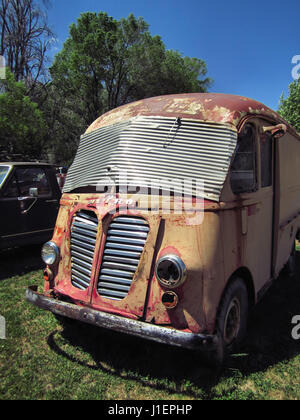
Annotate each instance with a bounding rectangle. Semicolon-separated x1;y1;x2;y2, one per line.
70;210;98;290
97;216;149;300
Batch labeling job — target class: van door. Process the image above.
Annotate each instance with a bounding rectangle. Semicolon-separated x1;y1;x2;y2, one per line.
230;122;274;292
256;128;274;284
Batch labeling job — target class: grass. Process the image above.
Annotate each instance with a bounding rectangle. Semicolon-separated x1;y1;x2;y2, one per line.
1;244;300;400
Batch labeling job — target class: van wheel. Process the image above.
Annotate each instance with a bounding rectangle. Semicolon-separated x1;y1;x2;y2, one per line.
203;278;248;367
218;278;248;350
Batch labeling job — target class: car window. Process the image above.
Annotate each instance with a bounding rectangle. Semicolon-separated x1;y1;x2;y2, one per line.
0;166;10;187
15;167;51;196
2;174;19;197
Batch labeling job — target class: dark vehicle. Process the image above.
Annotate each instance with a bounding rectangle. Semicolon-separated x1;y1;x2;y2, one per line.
0;162;61;249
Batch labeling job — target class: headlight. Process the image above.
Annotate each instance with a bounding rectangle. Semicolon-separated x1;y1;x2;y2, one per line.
41;241;60;265
155;254;187;288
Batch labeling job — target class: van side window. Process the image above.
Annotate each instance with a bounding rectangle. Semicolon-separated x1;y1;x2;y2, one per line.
260;132;272;187
230;124;256;194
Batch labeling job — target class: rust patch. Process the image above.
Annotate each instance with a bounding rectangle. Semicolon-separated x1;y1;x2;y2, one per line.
85;93;295;136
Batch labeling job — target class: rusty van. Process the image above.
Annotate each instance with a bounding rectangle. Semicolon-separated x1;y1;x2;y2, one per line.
26;93;300;362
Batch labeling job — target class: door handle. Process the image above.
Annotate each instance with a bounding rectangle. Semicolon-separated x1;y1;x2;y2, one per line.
45;199;58;203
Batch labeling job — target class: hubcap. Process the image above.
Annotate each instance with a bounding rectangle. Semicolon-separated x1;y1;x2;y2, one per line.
224;297;241;345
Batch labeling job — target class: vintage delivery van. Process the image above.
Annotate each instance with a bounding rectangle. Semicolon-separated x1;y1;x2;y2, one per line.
26;93;300;361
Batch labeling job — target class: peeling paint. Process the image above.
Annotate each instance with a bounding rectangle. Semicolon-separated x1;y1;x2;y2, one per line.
85;93;297;137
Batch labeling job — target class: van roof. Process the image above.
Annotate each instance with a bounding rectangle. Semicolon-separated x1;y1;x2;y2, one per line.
86;92;299;137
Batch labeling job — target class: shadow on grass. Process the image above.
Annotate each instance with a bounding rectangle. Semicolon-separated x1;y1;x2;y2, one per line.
47;324;218;398
0;244;43;280
46;252;300;398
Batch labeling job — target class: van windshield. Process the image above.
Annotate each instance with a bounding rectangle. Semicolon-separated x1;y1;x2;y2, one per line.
63;116;238;202
0;166;10;187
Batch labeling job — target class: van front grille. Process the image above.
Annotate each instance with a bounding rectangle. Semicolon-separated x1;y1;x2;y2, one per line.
70;210;98;290
97;216;149;300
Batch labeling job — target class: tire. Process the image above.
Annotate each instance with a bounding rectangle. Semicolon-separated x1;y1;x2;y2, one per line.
203;277;249;367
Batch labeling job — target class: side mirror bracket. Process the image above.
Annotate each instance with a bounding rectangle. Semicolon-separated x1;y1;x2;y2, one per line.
262;123;287;139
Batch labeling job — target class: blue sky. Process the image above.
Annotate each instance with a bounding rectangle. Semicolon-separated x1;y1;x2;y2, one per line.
47;0;300;111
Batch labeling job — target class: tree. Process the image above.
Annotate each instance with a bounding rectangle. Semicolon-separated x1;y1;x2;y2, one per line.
0;0;54;93
49;12;116;126
37;82;84;165
278;78;300;133
50;12;212;128
0;69;47;160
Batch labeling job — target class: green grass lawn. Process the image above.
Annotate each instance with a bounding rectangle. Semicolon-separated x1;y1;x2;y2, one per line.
1;245;300;400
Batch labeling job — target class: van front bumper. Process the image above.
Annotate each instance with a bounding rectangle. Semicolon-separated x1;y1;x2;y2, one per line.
26;285;219;351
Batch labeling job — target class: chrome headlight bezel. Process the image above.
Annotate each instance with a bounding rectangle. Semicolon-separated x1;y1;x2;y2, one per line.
41;241;60;266
155;254;187;289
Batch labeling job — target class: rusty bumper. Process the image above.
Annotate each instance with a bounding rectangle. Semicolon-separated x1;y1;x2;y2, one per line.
26;286;219;351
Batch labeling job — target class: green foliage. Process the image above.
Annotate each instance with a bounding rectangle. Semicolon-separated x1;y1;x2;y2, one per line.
278;78;300;133
0;70;47;160
36;82;84;166
50;12;212;128
50;12;116;125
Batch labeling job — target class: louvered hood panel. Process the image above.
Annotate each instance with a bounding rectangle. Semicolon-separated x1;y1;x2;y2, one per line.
97;216;150;300
70;210;98;290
